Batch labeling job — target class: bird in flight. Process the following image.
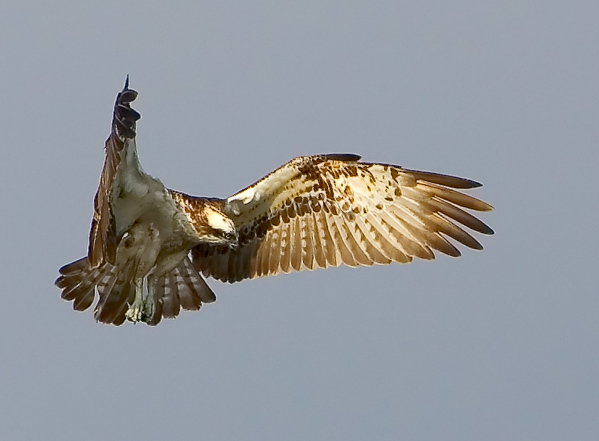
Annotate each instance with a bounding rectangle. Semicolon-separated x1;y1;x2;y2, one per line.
56;78;494;326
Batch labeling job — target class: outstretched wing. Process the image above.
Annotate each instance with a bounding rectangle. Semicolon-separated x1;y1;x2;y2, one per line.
192;154;494;283
88;77;141;266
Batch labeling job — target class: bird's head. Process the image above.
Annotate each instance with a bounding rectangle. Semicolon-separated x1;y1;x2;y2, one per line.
171;191;239;247
197;204;238;246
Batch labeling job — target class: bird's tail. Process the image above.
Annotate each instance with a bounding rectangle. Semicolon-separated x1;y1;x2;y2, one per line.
55;257;133;325
55;256;216;325
147;257;217;326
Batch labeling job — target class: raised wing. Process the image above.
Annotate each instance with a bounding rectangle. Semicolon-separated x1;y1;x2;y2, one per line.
192;154;493;283
88;77;141;266
57;79;216;326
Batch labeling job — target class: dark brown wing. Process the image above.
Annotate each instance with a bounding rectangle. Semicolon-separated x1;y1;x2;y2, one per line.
88;77;141;266
192;154;493;283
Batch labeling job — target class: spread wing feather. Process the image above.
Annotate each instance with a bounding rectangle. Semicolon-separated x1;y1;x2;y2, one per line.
192;154;493;283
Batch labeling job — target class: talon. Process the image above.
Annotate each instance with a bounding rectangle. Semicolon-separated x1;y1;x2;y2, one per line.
126;297;145;323
125;307;143;323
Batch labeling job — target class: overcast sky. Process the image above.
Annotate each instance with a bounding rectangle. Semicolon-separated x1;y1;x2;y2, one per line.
1;1;598;440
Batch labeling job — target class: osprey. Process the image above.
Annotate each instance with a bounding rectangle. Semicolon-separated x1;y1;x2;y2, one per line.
56;79;494;326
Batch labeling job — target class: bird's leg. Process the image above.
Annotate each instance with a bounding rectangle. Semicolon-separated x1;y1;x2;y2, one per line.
142;275;157;323
125;279;145;323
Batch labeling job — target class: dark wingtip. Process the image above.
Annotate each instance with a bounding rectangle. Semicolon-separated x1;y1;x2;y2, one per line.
406;170;485;189
119;75;137;103
113;77;140;139
116;75;138;109
323;153;362;162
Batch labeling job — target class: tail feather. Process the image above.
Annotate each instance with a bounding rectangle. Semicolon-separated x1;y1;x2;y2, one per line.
180;257;214;308
56;258;103;311
94;259;140;324
56;257;131;324
148;276;167;326
56;256;217;326
94;265;135;325
190;257;216;303
161;272;181;319
150;257;216;325
72;288;95;312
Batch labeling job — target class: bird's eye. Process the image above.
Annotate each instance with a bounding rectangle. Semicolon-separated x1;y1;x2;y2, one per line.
222;232;236;241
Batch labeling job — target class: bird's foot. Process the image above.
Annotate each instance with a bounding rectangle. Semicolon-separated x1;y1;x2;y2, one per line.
125;297;155;324
125;298;145;323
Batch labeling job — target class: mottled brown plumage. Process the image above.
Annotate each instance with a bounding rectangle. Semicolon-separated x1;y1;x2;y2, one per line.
56;80;494;326
192;155;493;283
56;79;235;325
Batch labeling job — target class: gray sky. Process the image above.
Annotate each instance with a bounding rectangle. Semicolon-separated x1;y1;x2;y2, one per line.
2;1;598;440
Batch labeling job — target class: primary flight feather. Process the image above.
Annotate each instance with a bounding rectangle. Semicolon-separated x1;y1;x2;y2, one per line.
56;80;494;326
